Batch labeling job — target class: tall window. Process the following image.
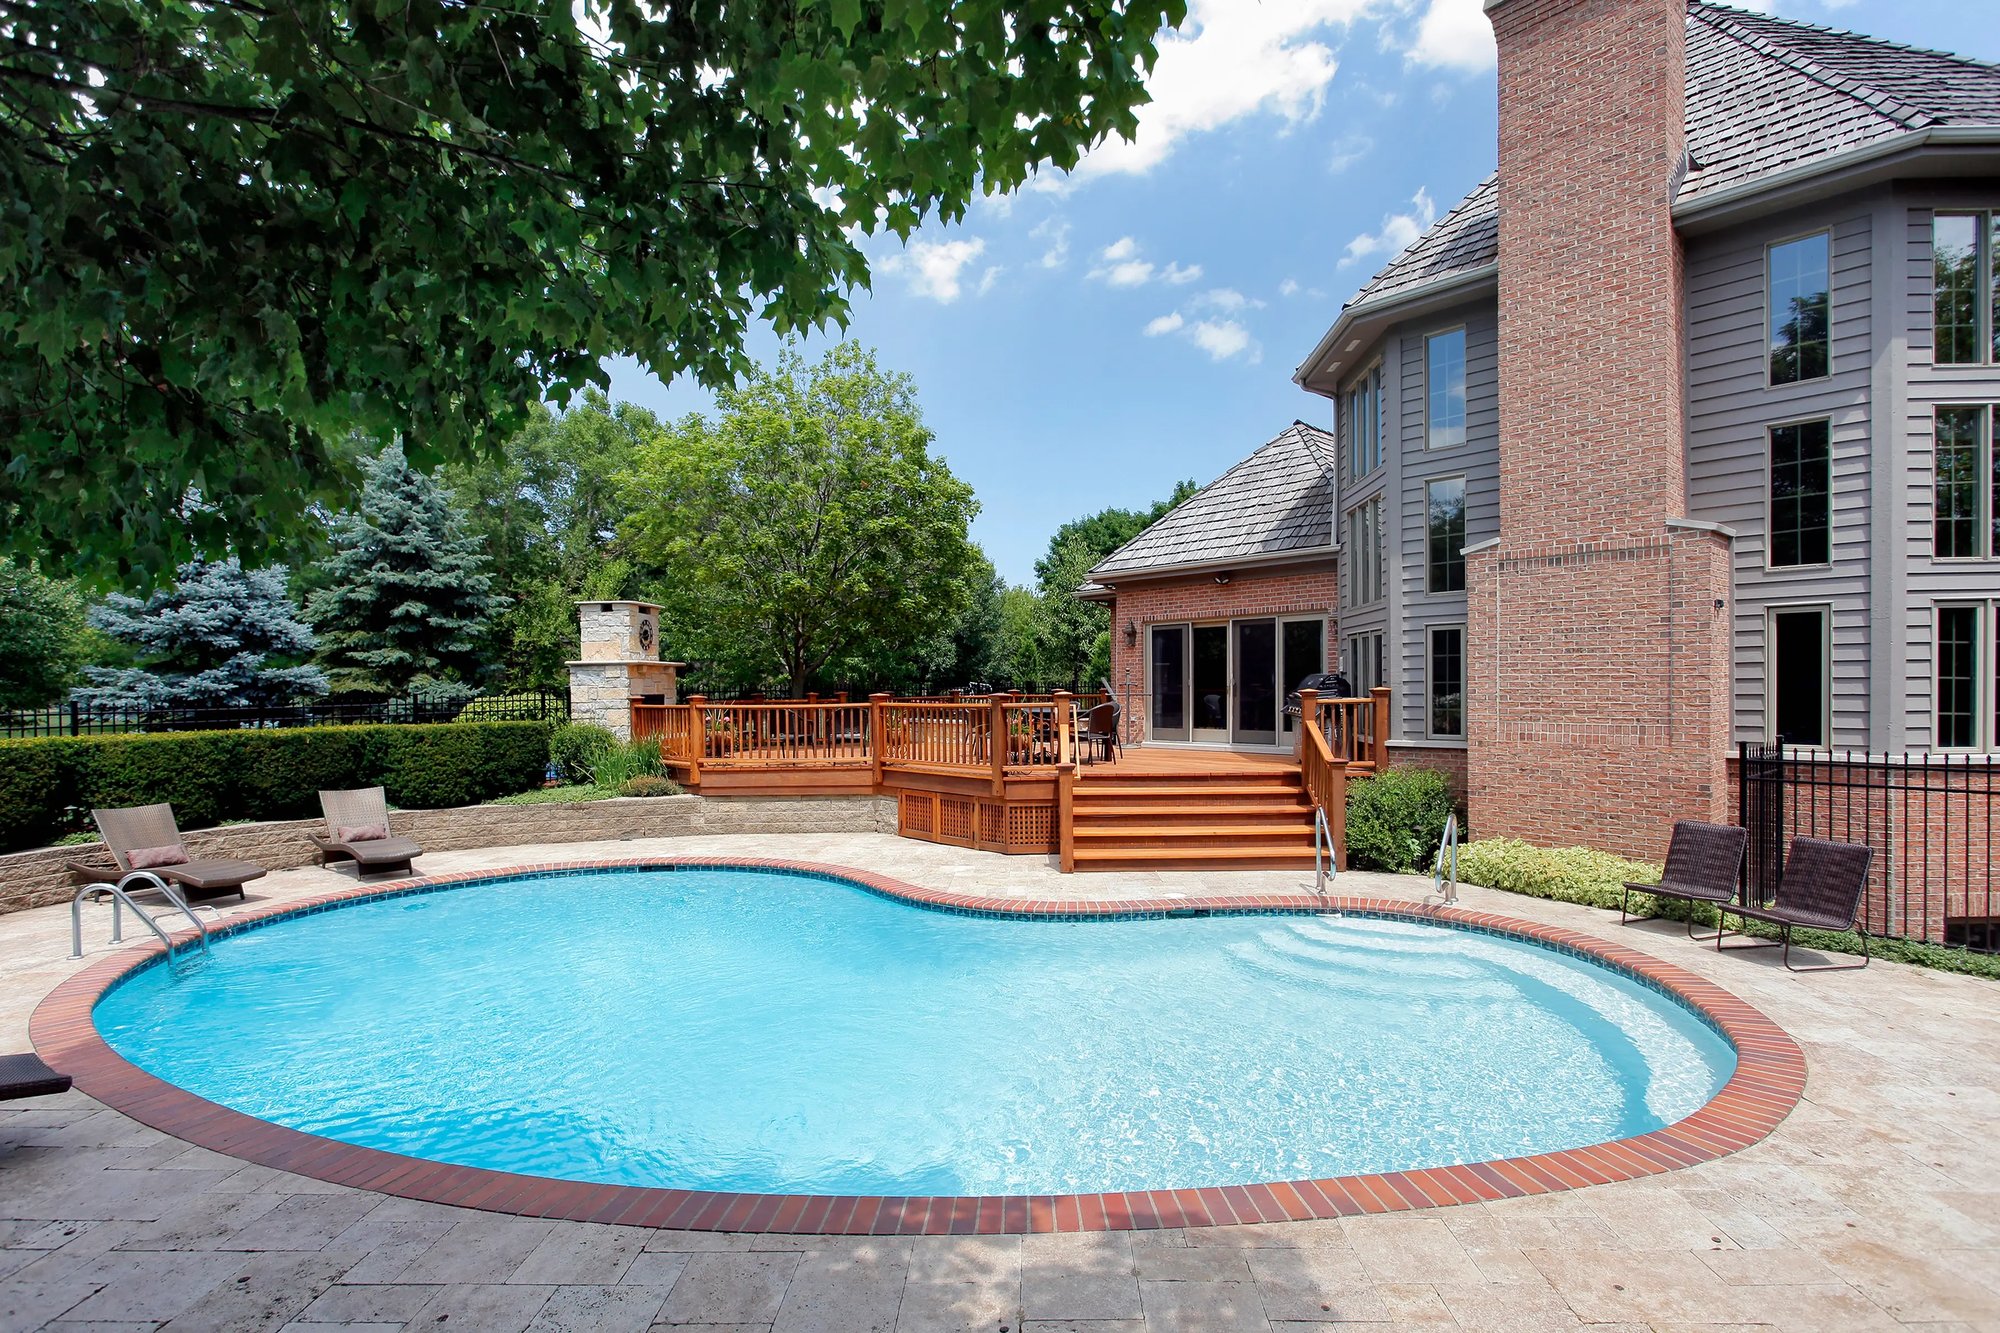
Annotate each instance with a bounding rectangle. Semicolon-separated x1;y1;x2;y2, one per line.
1425;477;1466;593
1768;232;1831;384
1769;420;1831;567
1427;625;1465;739
1933;406;2000;559
1425;329;1466;450
1769;606;1829;747
1346;498;1383;606
1935;604;1989;749
1346;632;1384;695
1934;213;1996;365
1347;365;1382;479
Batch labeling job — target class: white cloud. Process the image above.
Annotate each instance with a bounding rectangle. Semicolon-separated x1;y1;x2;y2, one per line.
1188;319;1258;363
1327;131;1375;174
1089;237;1203;290
1279;278;1301;297
1032;218;1071;269
976;265;1004;297
1407;0;1496;71
1034;0;1371;188
880;236;989;302
1192;287;1261;313
1144;312;1186;337
1338;187;1436;269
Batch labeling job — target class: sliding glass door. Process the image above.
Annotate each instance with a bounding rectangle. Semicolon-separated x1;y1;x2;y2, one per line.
1191;625;1230;743
1149;625;1188;741
1234;619;1278;746
1148;617;1327;748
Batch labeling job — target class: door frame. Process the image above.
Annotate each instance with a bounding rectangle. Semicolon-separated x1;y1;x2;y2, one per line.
1143;614;1327;751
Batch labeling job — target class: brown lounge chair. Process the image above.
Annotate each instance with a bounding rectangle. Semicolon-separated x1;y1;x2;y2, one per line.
311;787;421;878
0;1052;70;1102
1621;820;1747;939
88;803;265;902
1718;835;1874;972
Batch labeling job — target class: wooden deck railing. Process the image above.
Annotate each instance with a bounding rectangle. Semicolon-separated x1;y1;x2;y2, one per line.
1292;687;1392;873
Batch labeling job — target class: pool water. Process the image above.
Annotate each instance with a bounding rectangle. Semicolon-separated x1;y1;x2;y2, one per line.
95;868;1735;1196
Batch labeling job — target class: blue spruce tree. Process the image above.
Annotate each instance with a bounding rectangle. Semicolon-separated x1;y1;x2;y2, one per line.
307;444;507;695
73;558;327;709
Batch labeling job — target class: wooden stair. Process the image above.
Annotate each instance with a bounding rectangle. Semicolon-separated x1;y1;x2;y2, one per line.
1069;764;1319;871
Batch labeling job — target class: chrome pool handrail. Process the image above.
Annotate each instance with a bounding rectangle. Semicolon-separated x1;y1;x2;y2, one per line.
71;871;211;962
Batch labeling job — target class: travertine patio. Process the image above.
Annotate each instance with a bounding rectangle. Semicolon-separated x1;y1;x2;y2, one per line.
1;831;1996;1332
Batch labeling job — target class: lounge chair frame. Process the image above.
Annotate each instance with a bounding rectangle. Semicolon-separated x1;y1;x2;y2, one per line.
1716;835;1873;972
92;803;263;901
1620;820;1747;942
312;787;421;878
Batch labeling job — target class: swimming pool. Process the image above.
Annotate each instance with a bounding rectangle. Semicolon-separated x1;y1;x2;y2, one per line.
92;864;1737;1201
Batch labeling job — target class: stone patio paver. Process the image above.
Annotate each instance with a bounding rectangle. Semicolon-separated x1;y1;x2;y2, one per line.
1;829;1997;1330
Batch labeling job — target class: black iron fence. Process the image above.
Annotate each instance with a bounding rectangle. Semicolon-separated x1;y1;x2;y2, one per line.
3;688;569;738
1738;742;1998;950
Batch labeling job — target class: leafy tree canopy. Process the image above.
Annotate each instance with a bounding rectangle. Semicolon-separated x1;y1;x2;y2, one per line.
306;443;507;695
1;0;1182;580
622;342;978;696
72;557;328;709
0;559;90;709
1031;478;1199;585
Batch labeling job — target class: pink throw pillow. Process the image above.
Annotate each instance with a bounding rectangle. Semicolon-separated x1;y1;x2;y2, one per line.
337;823;390;843
127;844;189;870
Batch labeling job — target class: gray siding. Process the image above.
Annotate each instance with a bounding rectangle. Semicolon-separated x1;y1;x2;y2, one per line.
1685;201;1876;747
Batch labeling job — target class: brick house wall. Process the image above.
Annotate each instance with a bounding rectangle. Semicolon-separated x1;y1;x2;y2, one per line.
1105;564;1339;745
1470;0;1733;861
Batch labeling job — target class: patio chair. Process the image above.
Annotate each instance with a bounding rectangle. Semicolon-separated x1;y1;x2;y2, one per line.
311;787;422;878
1717;835;1873;972
90;803;265;901
0;1052;69;1102
1620;820;1746;939
1081;701;1122;765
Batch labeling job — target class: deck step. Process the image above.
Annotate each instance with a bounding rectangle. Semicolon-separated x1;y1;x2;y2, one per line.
1069;845;1320;871
1072;782;1304;802
1073;802;1313;824
1073;825;1316;849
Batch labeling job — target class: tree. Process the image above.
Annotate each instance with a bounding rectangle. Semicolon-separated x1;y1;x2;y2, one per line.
306;444;507;695
71;558;327;710
623;343;978;696
450;391;659;687
0;559;89;709
1023;479;1199;688
1;0;1182;579
1031;479;1198;585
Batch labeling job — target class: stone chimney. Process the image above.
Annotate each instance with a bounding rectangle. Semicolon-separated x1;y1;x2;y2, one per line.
1468;0;1734;858
566;601;681;741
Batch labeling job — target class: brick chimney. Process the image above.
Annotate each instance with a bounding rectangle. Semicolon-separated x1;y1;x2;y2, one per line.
1467;0;1734;858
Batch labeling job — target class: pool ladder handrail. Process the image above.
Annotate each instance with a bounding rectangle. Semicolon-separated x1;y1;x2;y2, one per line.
1312;806;1335;900
71;871;211;962
1430;813;1461;906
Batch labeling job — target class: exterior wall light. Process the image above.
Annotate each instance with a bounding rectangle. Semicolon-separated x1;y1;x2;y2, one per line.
1124;619;1139;646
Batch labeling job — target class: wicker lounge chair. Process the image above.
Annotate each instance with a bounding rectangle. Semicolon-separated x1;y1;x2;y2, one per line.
1621;820;1746;939
312;787;421;877
0;1052;70;1102
1718;835;1874;971
90;804;265;901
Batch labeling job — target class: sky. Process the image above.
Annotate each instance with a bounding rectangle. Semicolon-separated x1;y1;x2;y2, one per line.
603;0;2000;587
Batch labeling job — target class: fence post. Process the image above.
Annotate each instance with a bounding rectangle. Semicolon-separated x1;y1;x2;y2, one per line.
685;694;706;786
1053;690;1074;766
69;700;80;737
1058;763;1077;873
1369;686;1391;769
869;693;889;791
990;694;1008;795
1297;689;1319;764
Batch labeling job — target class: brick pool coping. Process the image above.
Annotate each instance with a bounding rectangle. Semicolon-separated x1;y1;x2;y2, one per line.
29;857;1806;1235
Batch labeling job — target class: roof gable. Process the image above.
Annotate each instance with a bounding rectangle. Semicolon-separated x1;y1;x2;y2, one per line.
1088;422;1336;581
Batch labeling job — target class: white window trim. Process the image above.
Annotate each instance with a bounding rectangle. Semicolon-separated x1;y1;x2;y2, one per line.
1764;417;1835;573
1763;227;1834;389
1424;622;1468;742
1933;600;1998;753
1423;327;1468;452
1931;403;1998;563
1765;602;1833;749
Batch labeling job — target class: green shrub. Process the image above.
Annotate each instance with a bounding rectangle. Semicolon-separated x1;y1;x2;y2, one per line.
1344;767;1456;873
549;722;618;784
591;736;663;789
485;783;616;806
0;722;551;852
618;774;682;798
1455;838;1662;910
454;692;560;722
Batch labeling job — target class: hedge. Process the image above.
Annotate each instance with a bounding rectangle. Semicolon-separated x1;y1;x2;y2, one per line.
0;722;551;852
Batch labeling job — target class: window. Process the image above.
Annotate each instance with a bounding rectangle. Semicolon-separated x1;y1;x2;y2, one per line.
1935;603;1997;750
1933;406;2000;559
1425;330;1466;450
1346;365;1383;479
1427;625;1465;739
1346;497;1383;606
1768;607;1829;747
1346;633;1384;695
1768;420;1831;568
1933;213;1993;365
1767;232;1831;384
1424;477;1466;593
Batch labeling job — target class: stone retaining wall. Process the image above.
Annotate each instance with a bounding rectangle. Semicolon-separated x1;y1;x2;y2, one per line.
0;794;896;915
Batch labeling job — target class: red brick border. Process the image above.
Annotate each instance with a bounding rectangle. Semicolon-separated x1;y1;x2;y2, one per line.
29;858;1804;1233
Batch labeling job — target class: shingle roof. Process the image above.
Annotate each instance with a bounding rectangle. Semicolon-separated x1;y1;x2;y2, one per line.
1088;422;1335;581
1339;2;2000;310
